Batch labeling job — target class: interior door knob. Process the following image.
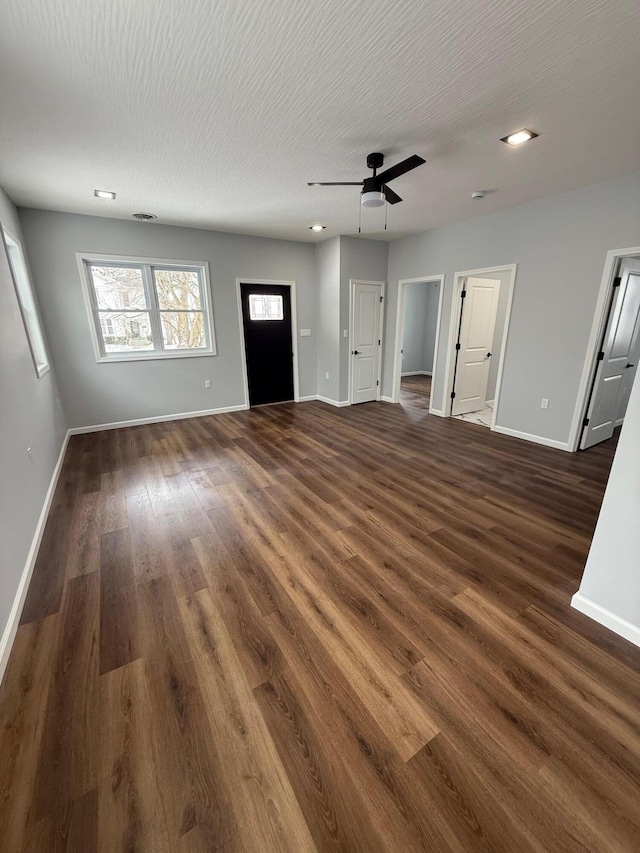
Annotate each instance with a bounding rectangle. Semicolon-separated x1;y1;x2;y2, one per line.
486;352;492;358
626;363;635;368
353;350;361;355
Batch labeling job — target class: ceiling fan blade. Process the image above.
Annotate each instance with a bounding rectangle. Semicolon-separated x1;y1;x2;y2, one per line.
308;181;364;186
375;155;426;185
383;186;402;204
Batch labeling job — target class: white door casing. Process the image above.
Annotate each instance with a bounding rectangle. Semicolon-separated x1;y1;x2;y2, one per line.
581;259;640;449
351;281;383;404
451;277;501;416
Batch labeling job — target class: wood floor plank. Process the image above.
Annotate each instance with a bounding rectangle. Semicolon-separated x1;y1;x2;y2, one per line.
31;573;100;821
178;588;318;853
254;671;393;852
0;615;59;850
66;491;102;579
19;507;72;624
99;528;141;675
1;398;638;852
22;788;98;853
134;577;234;847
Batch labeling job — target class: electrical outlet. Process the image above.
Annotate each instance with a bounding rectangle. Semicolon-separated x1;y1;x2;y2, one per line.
299;329;312;337
541;398;549;409
325;372;330;380
27;447;34;464
205;380;212;389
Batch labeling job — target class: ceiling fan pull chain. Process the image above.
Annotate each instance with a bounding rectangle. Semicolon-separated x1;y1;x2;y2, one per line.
384;195;388;231
358;196;362;233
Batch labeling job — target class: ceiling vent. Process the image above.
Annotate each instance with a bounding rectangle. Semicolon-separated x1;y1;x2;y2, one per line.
132;212;157;221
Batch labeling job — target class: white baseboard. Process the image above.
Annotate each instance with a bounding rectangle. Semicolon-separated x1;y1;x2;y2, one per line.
401;370;432;377
571;593;640;649
381;396;395;403
492;425;571;452
0;430;71;687
298;395;319;402
69;403;249;434
428;408;446;417
317;396;350;408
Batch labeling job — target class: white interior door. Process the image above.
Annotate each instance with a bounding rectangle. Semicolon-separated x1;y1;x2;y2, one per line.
351;282;382;404
451;277;501;416
581;258;640;449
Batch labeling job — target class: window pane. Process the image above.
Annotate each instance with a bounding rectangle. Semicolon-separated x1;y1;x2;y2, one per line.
89;265;147;310
99;311;154;352
4;233;49;375
154;269;202;310
249;294;284;320
160;312;205;349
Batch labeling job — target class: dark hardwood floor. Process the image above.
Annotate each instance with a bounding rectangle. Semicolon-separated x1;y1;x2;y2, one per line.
1;396;638;852
400;373;431;411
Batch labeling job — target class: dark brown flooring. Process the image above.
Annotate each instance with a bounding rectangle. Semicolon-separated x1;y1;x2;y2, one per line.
400;373;432;411
1;397;638;852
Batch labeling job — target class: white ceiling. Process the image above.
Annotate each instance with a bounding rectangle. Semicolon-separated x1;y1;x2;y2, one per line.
1;0;639;242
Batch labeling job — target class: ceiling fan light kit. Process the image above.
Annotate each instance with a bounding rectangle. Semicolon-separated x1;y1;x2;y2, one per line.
308;151;426;212
361;191;385;208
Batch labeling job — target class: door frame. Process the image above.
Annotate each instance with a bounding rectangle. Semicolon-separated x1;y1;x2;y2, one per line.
442;264;517;427
391;274;445;410
348;279;385;405
235;278;300;407
569;246;640;451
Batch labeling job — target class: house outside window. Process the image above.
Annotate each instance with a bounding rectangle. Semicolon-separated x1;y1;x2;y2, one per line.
78;255;216;362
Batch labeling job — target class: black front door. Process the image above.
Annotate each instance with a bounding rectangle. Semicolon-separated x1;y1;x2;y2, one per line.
240;283;294;406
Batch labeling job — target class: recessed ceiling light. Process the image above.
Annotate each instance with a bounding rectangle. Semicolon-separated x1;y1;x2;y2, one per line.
501;129;539;146
309;224;326;231
94;189;116;199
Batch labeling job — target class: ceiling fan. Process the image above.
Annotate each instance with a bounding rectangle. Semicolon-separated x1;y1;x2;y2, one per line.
308;152;426;207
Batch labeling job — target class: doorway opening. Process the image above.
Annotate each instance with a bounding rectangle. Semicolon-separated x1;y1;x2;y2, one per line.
391;275;445;414
571;249;640;451
348;279;385;405
442;265;516;430
236;279;300;407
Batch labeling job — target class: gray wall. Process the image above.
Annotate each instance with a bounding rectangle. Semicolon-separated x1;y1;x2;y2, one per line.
0;187;67;672
314;235;388;404
339;236;388;401
383;171;640;444
574;367;640;640
20;210;318;428
315;237;341;402
402;281;439;374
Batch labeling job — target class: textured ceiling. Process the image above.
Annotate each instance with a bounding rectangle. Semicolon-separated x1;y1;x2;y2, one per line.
1;0;639;242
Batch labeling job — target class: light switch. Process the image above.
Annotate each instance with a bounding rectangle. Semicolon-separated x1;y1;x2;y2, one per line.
299;329;312;337
343;330;348;338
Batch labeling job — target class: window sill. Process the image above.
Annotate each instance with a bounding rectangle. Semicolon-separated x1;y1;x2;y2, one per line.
96;349;216;364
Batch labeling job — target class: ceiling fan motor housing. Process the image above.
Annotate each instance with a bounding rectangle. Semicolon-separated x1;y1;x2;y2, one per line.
366;152;384;170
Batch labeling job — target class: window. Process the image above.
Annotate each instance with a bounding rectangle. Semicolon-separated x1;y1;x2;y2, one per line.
2;228;50;377
249;294;284;320
79;255;216;361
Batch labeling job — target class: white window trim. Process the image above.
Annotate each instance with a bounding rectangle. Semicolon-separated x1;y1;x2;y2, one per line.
2;226;51;378
76;252;217;363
